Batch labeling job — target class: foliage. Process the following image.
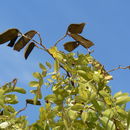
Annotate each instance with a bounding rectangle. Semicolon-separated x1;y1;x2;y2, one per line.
0;23;130;129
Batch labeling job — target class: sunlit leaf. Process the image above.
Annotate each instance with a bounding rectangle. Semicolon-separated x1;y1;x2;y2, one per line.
100;116;115;129
44;94;56;103
29;81;39;87
11;87;26;94
81;112;89;123
70;34;94;49
46;62;51;69
4;94;18;104
67;23;85;34
127;110;130;129
33;72;42;79
24;42;35;59
26;99;41;105
102;108;114;118
64;41;79;52
14;30;37;51
116;96;130;105
54;59;59;72
71;104;84;111
39;63;47;71
48;46;64;61
68;110;78;120
0;28;19;44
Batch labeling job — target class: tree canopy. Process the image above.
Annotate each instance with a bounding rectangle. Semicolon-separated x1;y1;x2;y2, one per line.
0;23;130;130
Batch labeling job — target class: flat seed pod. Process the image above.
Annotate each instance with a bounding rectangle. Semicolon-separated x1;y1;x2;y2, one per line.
67;23;85;34
26;99;41;105
64;41;79;52
0;28;19;44
24;42;35;59
7;35;18;47
14;30;37;51
70;34;94;49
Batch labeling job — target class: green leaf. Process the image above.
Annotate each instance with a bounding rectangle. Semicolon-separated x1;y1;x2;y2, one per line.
44;94;56;103
70;34;94;49
46;62;51;69
39;63;47;71
102;108;114;118
12;87;26;94
71;104;84;111
67;23;86;34
4;94;18;104
24;42;35;59
39;78;43;86
100;116;115;129
0;28;19;44
116;96;130;105
5;105;15;113
81;112;89;123
29;81;39;87
54;59;59;72
14;30;37;51
127;110;130;129
63;41;79;52
92;99;102;111
33;72;42;79
68;110;78;120
116;106;127;118
26;99;41;105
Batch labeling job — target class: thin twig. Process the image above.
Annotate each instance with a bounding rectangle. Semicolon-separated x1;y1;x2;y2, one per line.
16;102;28;115
36;32;42;45
107;65;130;73
20;33;48;51
54;34;67;46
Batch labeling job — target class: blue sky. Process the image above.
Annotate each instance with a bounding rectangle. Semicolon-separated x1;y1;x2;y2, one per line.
0;0;130;123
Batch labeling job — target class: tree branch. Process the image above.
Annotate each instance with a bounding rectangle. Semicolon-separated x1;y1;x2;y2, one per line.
107;65;130;73
54;34;67;46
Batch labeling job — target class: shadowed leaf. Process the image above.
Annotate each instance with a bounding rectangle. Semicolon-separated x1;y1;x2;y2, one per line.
0;28;19;44
67;23;85;34
70;34;94;49
24;42;35;59
26;99;41;105
14;30;37;51
64;41;79;52
7;36;18;47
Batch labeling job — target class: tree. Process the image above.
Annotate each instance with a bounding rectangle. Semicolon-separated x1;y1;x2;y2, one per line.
0;23;130;130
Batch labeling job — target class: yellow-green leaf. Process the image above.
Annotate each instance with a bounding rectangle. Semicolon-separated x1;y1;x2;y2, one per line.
81;112;89;123
39;63;47;71
29;81;39;87
68;110;78;120
46;62;51;69
33;72;42;79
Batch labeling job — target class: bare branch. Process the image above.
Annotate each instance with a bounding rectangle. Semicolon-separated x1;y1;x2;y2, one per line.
16;102;27;115
107;65;130;73
54;34;67;46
